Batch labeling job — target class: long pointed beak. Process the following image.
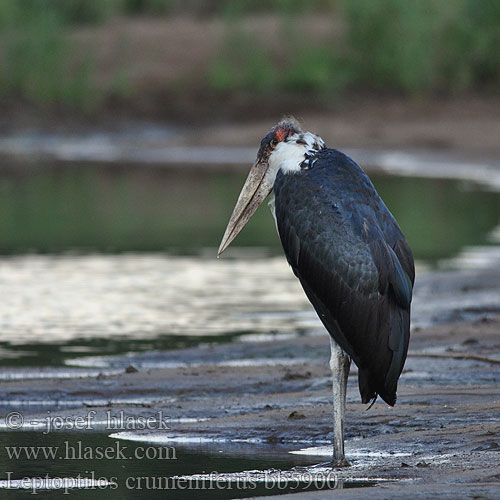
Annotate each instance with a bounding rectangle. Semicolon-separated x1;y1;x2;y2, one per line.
217;159;273;256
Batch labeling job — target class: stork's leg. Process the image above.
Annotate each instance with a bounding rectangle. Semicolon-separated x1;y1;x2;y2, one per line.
329;336;351;467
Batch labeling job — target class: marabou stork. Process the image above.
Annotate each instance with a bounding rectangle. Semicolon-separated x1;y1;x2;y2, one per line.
218;119;415;466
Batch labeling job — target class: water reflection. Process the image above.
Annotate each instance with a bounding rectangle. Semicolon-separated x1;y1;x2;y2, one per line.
0;255;313;365
0;162;498;260
0;431;335;499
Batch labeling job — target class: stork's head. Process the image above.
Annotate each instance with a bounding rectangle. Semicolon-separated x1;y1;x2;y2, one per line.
218;119;325;255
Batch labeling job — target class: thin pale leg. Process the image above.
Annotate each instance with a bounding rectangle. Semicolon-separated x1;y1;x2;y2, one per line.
329;336;351;467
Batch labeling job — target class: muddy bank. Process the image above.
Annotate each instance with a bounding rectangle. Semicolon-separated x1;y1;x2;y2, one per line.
2;97;500;163
0;258;499;498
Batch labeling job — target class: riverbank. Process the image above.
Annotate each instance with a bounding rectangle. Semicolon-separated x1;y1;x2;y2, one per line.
3;96;500;161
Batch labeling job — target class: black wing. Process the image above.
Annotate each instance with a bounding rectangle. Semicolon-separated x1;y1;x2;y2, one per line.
274;149;414;405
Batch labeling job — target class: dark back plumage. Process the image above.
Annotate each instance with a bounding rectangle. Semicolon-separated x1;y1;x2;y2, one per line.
274;149;415;405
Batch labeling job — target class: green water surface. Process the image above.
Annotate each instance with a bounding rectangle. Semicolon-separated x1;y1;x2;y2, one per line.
0;161;498;261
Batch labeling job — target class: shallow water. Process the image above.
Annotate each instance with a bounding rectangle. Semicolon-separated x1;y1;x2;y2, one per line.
1;252;500;370
0;254;314;366
0;431;377;497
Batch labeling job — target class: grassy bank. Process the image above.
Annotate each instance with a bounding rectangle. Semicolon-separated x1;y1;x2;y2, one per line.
0;0;499;114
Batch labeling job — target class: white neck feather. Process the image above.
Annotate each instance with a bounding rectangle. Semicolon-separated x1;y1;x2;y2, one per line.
263;131;326;226
268;132;324;176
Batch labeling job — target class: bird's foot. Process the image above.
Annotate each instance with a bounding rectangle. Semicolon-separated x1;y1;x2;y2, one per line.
331;457;351;468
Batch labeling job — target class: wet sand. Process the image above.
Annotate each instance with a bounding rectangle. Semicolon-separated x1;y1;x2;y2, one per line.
1;258;499;498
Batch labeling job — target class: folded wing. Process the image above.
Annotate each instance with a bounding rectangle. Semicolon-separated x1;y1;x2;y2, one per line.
274;150;414;405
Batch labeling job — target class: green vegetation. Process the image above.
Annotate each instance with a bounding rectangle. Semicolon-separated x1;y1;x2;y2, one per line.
212;0;500;96
344;0;500;93
0;0;499;111
0;0;175;108
0;2;97;108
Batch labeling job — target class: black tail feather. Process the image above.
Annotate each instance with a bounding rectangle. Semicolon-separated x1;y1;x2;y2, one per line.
358;366;397;407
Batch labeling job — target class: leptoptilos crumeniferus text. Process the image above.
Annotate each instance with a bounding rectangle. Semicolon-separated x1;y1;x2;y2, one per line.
218;119;415;466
